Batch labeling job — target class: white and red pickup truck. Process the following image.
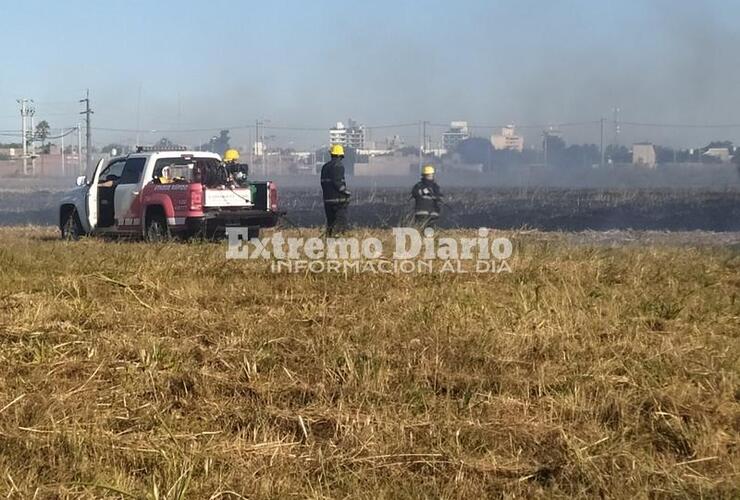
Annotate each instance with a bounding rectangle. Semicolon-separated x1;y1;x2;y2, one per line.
58;148;280;240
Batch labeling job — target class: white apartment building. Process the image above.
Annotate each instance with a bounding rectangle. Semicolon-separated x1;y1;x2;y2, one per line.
329;119;365;149
442;121;470;151
491;125;524;152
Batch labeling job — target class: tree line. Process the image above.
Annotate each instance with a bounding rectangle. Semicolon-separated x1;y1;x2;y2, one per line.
452;137;739;170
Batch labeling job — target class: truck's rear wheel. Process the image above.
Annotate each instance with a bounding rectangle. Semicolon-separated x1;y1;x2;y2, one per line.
61;209;84;241
145;213;170;242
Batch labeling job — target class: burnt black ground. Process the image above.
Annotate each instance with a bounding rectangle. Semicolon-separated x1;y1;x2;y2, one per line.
2;186;739;232
278;187;740;232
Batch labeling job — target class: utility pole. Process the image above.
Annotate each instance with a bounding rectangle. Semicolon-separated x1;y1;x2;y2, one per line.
612;106;620;146
248;129;253;168
17;98;34;175
80;89;93;173
256;119;270;175
418;121;423;171
20;100;27;176
29;110;36;175
600;117;605;168
255;119;260;175
423;121;428;157
77;124;83;174
543;130;548;168
19;99;27;175
60;128;65;176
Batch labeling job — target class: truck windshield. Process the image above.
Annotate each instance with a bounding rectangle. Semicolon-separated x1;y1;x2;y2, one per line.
153;157;220;180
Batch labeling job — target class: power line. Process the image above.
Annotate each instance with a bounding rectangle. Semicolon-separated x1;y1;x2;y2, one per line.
0;127;77;139
621;121;740;129
89;121;426;135
45;127;79;140
436;120;601;130
33;100;80;106
93;120;488;134
93;124;255;133
79;118;740;144
32;111;81;117
364;122;419;130
261;125;323;132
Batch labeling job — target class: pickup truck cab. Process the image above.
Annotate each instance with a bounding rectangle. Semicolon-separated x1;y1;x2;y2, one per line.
59;148;280;240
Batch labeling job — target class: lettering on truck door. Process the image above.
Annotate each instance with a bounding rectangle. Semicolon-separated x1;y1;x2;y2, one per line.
114;157;147;230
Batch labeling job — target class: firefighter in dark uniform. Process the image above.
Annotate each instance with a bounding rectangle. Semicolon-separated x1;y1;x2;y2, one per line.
321;144;351;236
411;165;443;228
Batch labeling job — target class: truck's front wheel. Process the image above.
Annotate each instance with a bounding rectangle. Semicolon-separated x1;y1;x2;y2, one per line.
61;208;84;241
145;213;170;242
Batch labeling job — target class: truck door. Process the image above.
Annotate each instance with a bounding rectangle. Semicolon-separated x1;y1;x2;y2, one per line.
114;157;147;231
86;158;106;230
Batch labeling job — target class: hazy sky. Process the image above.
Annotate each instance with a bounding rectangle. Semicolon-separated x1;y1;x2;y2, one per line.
1;0;738;149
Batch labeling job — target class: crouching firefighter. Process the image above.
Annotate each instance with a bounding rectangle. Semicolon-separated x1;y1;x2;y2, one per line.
412;165;443;228
321;144;351;236
222;148;249;186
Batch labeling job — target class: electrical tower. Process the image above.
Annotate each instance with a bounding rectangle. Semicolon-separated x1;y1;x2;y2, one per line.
80;89;93;172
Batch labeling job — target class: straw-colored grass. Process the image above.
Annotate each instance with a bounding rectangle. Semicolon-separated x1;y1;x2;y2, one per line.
0;226;737;498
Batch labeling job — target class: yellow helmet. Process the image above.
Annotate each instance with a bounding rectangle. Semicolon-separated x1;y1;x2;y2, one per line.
330;144;345;157
422;165;435;176
223;149;240;162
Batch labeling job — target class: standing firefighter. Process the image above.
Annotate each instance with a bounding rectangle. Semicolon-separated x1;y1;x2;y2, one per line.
412;165;443;227
321;144;351;236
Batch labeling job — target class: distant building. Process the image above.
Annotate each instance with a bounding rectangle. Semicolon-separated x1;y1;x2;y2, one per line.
253;141;266;157
703;147;731;162
633;143;656;168
442;121;470;151
329;122;347;146
329;119;365;149
491;125;524;152
542;127;563;146
357;147;395;156
425;147;447;158
354;154;416;176
385;134;405;150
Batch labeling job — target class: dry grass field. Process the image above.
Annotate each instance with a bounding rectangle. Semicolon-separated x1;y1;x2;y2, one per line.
0;226;738;498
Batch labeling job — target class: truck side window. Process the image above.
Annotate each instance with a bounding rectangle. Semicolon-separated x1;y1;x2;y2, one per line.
98;160;126;182
118;158;147;184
